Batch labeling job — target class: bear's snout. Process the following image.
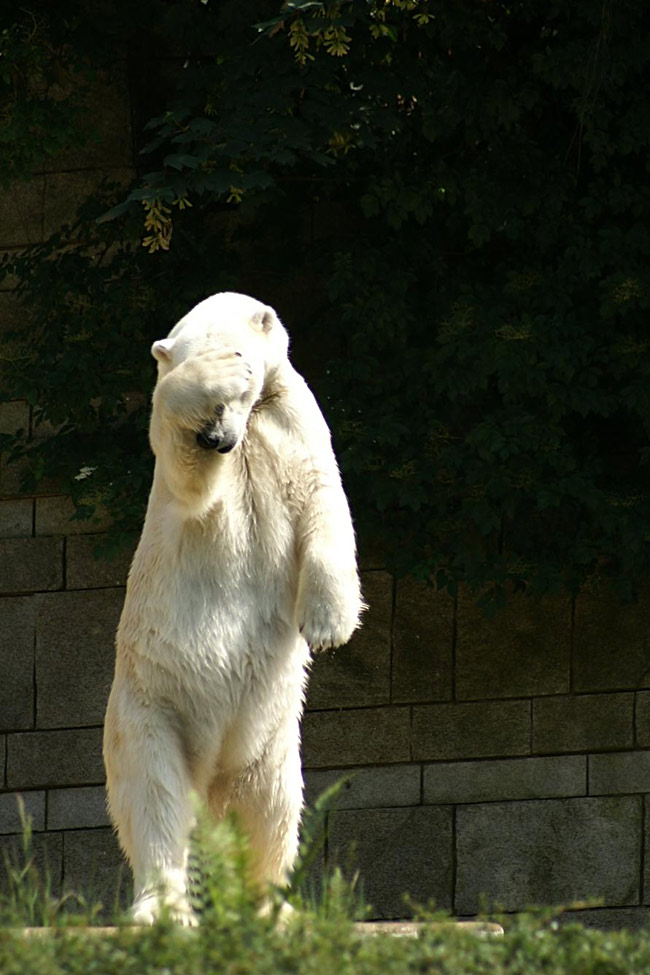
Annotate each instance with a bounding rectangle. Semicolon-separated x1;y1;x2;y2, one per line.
196;402;242;452
196;426;238;453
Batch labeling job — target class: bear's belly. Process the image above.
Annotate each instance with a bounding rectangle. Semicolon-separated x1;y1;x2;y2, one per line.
118;555;307;771
118;524;300;711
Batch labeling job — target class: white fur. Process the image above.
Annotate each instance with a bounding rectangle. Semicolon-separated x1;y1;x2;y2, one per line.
103;292;363;924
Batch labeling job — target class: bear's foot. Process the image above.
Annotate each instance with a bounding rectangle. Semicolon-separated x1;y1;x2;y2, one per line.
130;891;198;927
257;897;297;928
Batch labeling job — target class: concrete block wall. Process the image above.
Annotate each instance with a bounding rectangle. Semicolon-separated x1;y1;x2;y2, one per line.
0;58;135;913
2;58;650;929
0;506;129;909
1;485;650;927
300;577;650;926
0;400;131;909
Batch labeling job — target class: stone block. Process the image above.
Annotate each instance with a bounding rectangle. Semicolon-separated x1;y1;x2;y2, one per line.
0;177;44;247
357;538;387;571
47;786;110;830
589;751;650;795
301;707;410;769
391;577;454;704
558;907;650;930
0;499;33;537
43;168;133;239
0;292;26;334
47;63;133;171
573;582;650;692
423;755;586;805
0;831;63;897
0;454;30;496
532;693;634;754
294;827;325;907
456;796;642;914
0;537;63;593
35;495;112;536
644;796;650;905
304;764;421;811
0;596;35;730
0;295;30;368
455;588;571;700
635;690;650;747
455;796;641;914
30;413;63;440
0;457;61;497
0;400;29;436
63;829;130;916
66;534;135;589
0;253;20;292
0;791;45;833
306;572;392;709
411;700;531;761
35;588;122;728
6;727;105;789
328;806;453;918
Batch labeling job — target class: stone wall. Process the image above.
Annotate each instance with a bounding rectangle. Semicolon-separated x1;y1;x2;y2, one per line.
2;60;650;929
1;474;650;927
304;575;650;926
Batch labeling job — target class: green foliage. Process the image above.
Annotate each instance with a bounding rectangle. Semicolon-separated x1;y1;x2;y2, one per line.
0;184;237;544
4;818;650;975
0;798;102;927
289;775;354;908
4;806;650;975
5;915;650;975
3;0;650;597
0;6;96;186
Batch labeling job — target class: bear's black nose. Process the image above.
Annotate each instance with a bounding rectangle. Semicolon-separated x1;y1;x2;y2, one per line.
196;428;238;452
196;429;221;450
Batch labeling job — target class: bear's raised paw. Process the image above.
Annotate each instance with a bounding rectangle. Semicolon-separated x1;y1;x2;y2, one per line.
298;598;362;651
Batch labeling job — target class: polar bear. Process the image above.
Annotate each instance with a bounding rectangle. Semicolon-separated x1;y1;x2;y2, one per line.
103;292;363;924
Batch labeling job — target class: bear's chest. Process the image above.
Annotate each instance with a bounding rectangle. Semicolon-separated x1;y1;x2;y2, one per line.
127;478;296;645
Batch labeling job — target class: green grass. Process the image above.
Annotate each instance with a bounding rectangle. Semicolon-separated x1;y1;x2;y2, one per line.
2;901;650;975
1;796;649;974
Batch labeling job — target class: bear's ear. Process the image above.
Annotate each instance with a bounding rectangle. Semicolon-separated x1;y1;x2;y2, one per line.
250;306;277;334
151;338;175;362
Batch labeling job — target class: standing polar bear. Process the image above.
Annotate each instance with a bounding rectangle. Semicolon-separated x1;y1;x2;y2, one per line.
103;292;363;924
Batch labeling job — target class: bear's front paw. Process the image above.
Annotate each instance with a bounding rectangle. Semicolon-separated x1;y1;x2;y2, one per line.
298;596;362;651
156;350;255;428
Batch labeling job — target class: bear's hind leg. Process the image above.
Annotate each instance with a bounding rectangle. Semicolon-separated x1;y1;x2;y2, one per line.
103;683;197;925
228;726;304;891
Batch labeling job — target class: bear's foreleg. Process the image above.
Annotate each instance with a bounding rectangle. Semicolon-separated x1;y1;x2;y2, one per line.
295;470;364;650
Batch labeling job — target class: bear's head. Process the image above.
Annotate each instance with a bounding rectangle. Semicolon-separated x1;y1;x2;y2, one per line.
151;292;289;453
